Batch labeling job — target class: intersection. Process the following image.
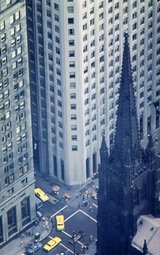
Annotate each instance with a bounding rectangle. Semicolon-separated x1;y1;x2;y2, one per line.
33;176;98;255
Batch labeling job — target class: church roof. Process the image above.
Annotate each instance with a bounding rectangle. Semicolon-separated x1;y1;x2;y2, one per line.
113;33;140;164
132;215;160;255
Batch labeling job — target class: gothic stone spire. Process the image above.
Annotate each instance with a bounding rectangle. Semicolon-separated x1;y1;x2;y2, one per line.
113;33;140;165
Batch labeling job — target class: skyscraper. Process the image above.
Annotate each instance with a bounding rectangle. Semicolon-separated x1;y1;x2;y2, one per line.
1;1;160;187
29;0;159;185
97;34;160;255
0;0;35;246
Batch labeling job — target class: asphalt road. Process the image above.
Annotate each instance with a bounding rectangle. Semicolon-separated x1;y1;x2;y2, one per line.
33;179;98;255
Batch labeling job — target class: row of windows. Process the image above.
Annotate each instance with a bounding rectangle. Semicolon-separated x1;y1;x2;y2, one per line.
0;196;30;241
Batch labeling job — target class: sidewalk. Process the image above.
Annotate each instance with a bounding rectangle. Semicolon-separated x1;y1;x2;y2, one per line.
1;216;52;255
35;173;98;202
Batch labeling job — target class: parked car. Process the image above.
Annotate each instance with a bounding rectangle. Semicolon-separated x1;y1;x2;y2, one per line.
26;241;42;254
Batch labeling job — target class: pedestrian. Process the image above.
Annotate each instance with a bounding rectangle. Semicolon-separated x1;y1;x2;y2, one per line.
78;202;81;208
89;205;92;212
89;235;93;242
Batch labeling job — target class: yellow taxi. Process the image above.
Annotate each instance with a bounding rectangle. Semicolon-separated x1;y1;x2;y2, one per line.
43;236;62;252
56;214;65;231
35;188;49;202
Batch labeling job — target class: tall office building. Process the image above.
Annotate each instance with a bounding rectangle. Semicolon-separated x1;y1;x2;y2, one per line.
1;0;160;191
0;0;35;246
36;0;159;185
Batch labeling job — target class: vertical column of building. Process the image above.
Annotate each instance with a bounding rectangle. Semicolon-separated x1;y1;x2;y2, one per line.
84;0;104;177
47;0;65;182
82;0;98;179
42;0;60;180
152;1;160;138
57;0;85;185
33;0;49;176
0;0;35;245
26;0;39;174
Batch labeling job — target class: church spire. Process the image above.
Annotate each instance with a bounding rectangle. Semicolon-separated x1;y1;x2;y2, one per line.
113;33;140;164
99;135;108;176
100;135;108;160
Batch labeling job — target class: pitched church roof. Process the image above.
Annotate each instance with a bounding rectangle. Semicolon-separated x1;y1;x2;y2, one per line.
132;215;160;255
112;33;140;164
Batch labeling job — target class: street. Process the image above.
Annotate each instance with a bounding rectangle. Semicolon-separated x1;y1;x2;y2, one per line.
33;176;98;255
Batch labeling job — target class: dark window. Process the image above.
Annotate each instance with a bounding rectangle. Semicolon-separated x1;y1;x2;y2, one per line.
0;216;3;243
156;112;160;129
21;197;30;227
54;3;59;10
7;206;17;237
147;116;151;135
92;153;97;173
140;114;143;140
54;156;57;177
68;18;74;24
86;158;90;178
61;160;65;180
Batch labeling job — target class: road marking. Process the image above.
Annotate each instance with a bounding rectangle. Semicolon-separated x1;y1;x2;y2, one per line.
62;230;86;248
60;242;74;254
79;209;97;223
51;205;68;218
62;230;72;237
92;203;98;208
47;234;85;254
65;209;80;222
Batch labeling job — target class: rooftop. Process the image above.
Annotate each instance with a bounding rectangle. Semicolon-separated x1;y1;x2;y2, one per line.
132;215;160;255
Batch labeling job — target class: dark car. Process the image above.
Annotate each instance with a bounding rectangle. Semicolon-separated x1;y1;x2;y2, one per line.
68;231;85;244
26;241;42;254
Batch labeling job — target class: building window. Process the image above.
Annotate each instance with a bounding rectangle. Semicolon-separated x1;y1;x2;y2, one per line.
71;104;76;110
71;125;77;131
68;29;74;35
86;158;90;178
70;93;76;99
140;114;143;140
72;145;77;151
7;206;17;237
70;72;75;78
68;18;74;24
21;197;30;227
61;160;65;180
69;40;75;46
71;114;77;120
54;3;59;10
71;135;77;140
67;6;74;13
53;156;57;177
0;216;3;243
69;51;75;57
